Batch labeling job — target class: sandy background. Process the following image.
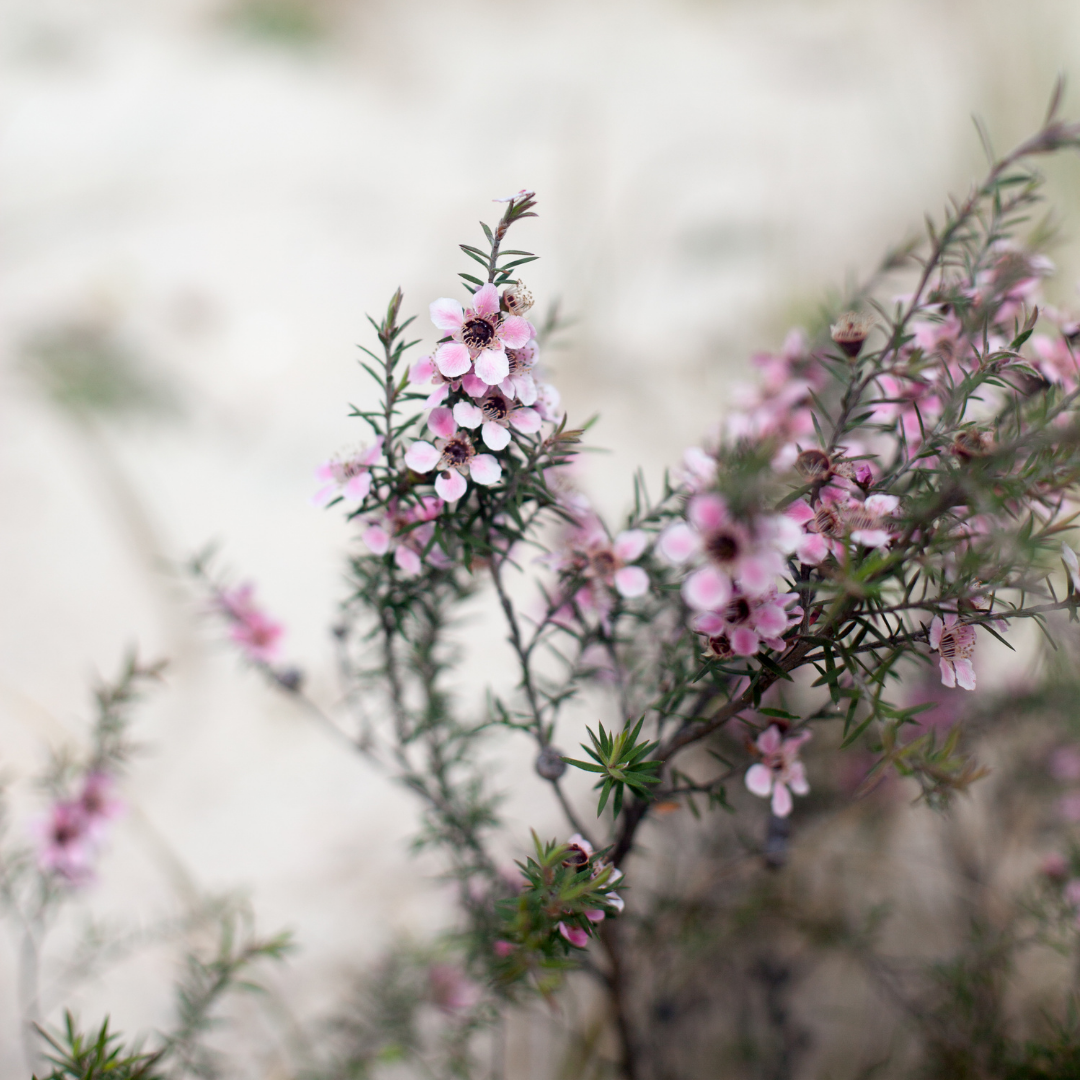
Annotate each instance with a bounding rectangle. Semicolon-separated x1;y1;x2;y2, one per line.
3;0;1080;1073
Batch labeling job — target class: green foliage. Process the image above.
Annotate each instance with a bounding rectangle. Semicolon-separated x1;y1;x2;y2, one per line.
34;1014;163;1080
564;718;662;817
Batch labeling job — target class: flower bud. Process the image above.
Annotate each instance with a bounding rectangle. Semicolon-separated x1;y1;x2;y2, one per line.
535;746;567;780
273;666;304;692
501;282;534;317
829;312;875;358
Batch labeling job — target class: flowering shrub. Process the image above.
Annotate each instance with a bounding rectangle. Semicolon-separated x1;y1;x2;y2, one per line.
19;95;1080;1079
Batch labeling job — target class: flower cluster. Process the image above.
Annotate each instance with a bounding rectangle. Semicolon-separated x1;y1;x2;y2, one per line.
215;583;284;664
35;771;123;883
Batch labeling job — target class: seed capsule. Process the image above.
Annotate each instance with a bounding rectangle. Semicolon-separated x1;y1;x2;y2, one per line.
830;311;875;358
502;282;534;317
535;746;568;780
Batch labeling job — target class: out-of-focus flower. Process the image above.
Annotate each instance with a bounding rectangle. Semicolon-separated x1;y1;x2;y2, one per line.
78;771;123;840
430;283;533;386
830;311;875;358
405;429;502;502
313;438;384;505
928;614;977;690
359;496;447;575
744;725;811;818
1049;745;1080;783
1041;852;1069;880
217;584;284;664
557;921;589;948
36;800;93;881
1062;543;1080;594
692;586;800;657
428;964;482;1012
1057;792;1080;823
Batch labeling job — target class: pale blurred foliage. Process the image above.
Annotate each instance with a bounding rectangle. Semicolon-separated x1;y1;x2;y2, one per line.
4;0;1080;1076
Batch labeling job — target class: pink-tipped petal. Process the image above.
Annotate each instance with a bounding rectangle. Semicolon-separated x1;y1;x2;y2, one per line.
787;762;810;796
557;922;589;948
362;525;390;554
692;611;725;635
928;616;943;651
753;605;788;638
428;407;457;439
659;523;699;563
758;726;782;754
471;283;500;317
614;529;648;563
614;566;649;598
361;437;385;465
481;422;511;451
430;297;465;332
605;892;625;913
461;372;488;397
786;499;815;526
405;440;441;473
745;763;773;798
851;528;890;548
514;375;538;406
409;356;437;383
737;555;775;596
342;472;372;501
954;658;976;691
498;315;531;349
453;402;484;429
508;407;542;434
938;657;957;688
682;567;732;611
424;384;450;408
585;909;606;923
474;349;510;385
730;627;760;656
688;494;729;532
395;546;422;575
435;342;472;378
796;534;829;565
469;454;502;486
435;470;468;502
865;494;899;515
771;783;794;818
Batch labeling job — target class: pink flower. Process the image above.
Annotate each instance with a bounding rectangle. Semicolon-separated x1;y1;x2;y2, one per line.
493;940;515;957
744;725;811;818
1057;792;1080;823
1041;853;1069;880
533;382;563;425
554;518;651;601
1032;334;1080;388
557;921;589;948
693;586;801;657
928;614;977;691
452;390;542;451
78;772;123;840
430;283;533;386
360;496;447;575
36;801;93;882
218;584;284;664
428;964;482;1012
313;438;384;505
1049;746;1080;783
500;331;540;405
404;428;502;502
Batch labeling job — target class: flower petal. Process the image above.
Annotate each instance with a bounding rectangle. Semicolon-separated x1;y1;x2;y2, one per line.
758;726;781;754
453;401;484;429
469;454;502;486
688;494;728;533
745;763;773;798
462;372;488;397
430;298;465;332
435;342;472;378
342;472;372;501
362;525;390;555
682;567;732;610
613;529;648;563
938;656;957;688
482;422;511;451
395;546;422;575
928;616;943;650
771;783;794;818
508;407;542;434
954;658;976;691
659;522;699;563
474;348;510;385
428;407;457;439
404;440;440;473
865;494;899;516
498;315;531;349
409;355;437;384
614;565;649;598
471;283;500;317
730;627;759;656
435;470;468;502
424;383;450;408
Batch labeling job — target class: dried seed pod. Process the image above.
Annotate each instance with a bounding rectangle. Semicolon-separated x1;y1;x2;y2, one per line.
830;311;875;358
951;428;993;460
535;745;568;781
795;449;832;480
501;282;534;317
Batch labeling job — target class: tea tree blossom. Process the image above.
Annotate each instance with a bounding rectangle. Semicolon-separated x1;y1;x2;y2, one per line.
452;390;542;451
744;726;811;818
359;496;446;575
430;282;533;386
217;584;284;664
36;800;94;881
313;438;384;505
404;428;501;502
929;614;978;690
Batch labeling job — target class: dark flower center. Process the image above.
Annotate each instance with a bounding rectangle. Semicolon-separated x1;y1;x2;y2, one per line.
441;436;473;467
481;397;509;422
461;317;495;351
591;550;617;576
814;506;843;539
53;820;81;846
706;634;733;659
725;597;751;624
706;532;740;563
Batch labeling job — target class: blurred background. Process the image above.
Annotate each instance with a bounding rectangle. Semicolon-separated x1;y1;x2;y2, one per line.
5;0;1080;1075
